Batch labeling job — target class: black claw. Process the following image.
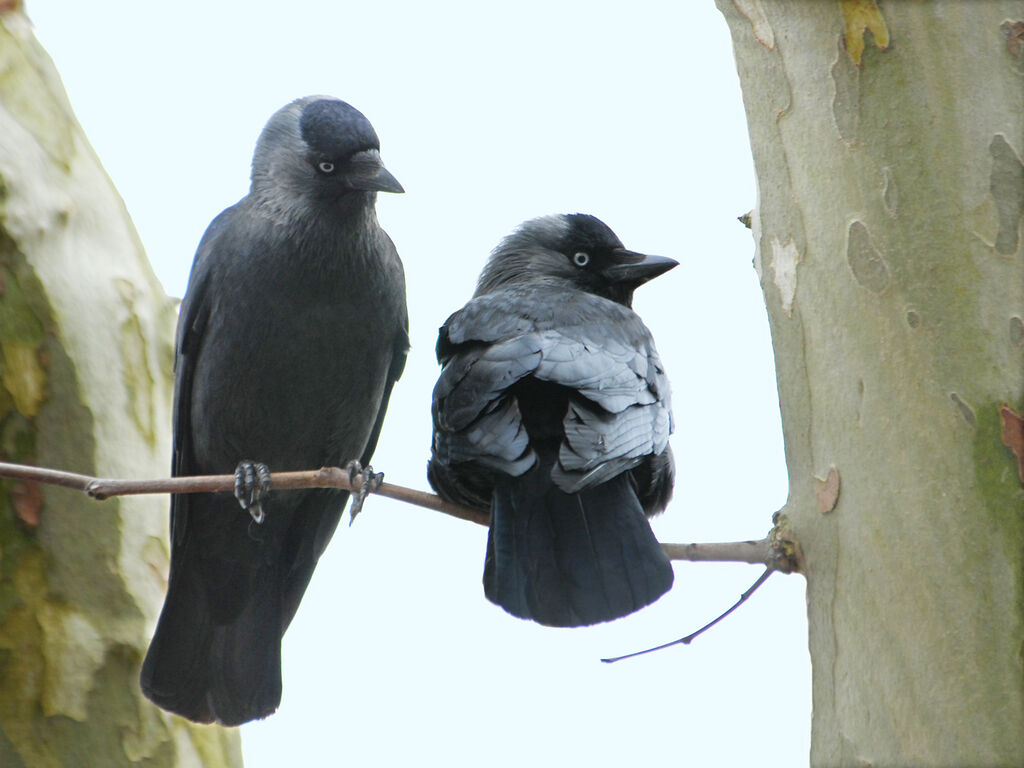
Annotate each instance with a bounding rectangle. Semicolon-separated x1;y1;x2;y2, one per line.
234;460;271;524
346;460;383;524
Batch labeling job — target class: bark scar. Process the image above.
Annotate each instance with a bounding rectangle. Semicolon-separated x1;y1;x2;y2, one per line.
999;404;1024;485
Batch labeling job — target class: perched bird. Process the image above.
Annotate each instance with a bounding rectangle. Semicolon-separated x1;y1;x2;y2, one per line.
140;96;408;725
428;214;676;627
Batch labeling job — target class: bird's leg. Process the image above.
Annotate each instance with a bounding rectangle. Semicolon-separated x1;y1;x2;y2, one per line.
234;460;272;524
346;459;383;524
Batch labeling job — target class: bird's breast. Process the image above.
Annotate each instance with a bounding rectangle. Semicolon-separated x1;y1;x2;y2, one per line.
189;261;401;472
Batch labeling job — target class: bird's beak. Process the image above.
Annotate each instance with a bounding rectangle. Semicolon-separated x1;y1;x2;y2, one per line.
345;149;405;194
603;249;678;285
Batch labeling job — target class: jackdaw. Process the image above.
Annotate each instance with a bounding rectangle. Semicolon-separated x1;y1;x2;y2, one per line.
428;214;675;627
140;96;408;725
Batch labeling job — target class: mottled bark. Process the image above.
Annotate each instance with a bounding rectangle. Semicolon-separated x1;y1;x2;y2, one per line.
0;9;241;767
717;1;1024;766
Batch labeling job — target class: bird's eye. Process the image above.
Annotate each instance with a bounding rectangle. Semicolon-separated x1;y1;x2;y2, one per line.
572;252;590;267
317;161;336;174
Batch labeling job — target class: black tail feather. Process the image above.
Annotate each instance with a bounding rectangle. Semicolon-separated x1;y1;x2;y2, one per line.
140;564;283;726
484;469;673;627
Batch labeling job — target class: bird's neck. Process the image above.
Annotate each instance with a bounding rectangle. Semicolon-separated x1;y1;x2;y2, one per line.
249;185;377;233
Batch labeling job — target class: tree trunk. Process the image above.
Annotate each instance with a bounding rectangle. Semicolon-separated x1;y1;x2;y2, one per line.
717;1;1024;765
0;10;241;767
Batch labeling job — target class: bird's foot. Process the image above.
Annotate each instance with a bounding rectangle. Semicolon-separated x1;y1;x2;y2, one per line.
346;460;383;524
234;461;271;524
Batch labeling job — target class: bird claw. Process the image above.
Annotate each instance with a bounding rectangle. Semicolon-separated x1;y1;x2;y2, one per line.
235;460;271;524
346;460;383;524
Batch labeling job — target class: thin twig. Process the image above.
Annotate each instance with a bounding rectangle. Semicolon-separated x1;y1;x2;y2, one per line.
0;460;781;566
599;568;775;663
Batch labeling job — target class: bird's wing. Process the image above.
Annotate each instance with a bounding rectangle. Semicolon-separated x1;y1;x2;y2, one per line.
169;206;235;546
357;249;409;467
432;314;536;476
547;306;673;493
432;285;672;492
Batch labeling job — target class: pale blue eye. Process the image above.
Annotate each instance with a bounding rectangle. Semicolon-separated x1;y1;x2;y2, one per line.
318;161;336;174
572;252;590;267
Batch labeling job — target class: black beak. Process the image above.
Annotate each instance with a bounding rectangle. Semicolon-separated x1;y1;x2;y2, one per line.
344;149;405;194
602;249;678;285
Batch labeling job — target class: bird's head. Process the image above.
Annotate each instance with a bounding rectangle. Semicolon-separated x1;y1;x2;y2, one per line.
250;96;403;212
475;214;677;307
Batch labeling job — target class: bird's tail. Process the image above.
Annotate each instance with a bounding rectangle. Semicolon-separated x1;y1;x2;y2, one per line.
484;469;673;627
140;564;283;726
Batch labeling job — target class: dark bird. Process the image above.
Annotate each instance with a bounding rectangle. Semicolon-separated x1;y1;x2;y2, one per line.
140;96;408;725
428;214;676;627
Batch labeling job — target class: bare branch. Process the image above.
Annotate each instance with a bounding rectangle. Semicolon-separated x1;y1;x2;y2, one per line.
0;460;785;566
0;461;490;526
662;540;771;565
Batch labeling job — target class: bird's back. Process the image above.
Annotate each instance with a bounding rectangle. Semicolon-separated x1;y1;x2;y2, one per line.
428;213;676;627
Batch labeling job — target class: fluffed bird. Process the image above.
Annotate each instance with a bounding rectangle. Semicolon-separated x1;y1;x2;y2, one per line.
428;213;675;627
141;96;408;725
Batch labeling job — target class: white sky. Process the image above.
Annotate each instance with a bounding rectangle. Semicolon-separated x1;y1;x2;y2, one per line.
29;2;810;765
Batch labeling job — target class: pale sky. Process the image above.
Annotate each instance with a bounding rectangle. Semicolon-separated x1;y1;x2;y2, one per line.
30;2;810;765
